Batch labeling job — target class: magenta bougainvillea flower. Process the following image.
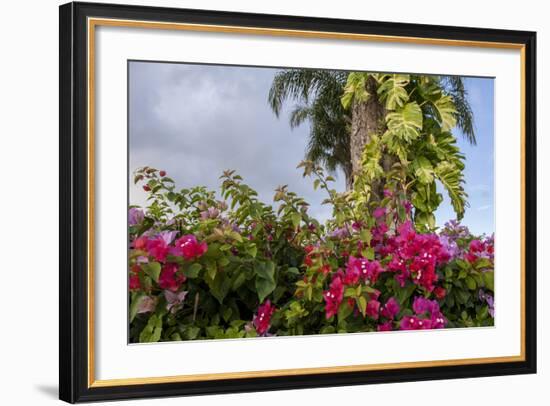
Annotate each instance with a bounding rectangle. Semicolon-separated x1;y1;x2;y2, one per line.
380;297;400;320
158;263;186;292
465;237;494;264
373;207;386;219
400;296;447;330
345;256;383;284
366;299;381;320
171;235;208;260
253;300;276;336
377;321;393;331
129;274;140;291
386;221;451;291
323;275;344;319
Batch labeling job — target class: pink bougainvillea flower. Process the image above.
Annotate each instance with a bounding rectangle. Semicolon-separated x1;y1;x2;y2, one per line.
346;256;383;284
323;275;344;319
431;311;447;329
129;274;141;291
400;315;433;330
253;300;276;336
434;286;447;300
137;295;156;314
465;237;494;264
412;296;439;316
373;207;386;219
377;321;393;331
132;236;148;250
146;237;170;262
380;297;400;320
366;299;380;320
158;263;186;292
164;289;188;314
172;234;208;260
128;207;144;226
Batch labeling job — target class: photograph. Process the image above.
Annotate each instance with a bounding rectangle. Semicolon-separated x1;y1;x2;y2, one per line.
127;62;495;343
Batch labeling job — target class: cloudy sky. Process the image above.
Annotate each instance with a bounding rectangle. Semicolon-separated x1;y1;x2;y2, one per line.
129;61;494;235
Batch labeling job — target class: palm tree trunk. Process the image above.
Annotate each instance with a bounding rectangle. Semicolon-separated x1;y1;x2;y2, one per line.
349;76;386;198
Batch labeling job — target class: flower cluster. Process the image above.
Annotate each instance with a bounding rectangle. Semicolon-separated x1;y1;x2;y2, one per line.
253;300;276;336
400;297;447;330
465;236;494;264
384;221;451;292
129;166;494;343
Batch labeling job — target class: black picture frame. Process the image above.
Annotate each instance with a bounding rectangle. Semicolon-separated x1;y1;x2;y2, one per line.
59;1;537;403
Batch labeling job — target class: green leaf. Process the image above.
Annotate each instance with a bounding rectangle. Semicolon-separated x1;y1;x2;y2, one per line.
357;296;367;317
341;72;370;109
247;244;258;258
139;314;163;343
385;102;423;142
377;74;410;110
435;161;467;219
432;95;457;131
337;301;353;321
483;271;494;291
255;261;276;302
130;292;145;323
413;156;434;184
290;212;302;228
142;262;161;283
465;276;477;290
184;263;202;278
184;326;200;340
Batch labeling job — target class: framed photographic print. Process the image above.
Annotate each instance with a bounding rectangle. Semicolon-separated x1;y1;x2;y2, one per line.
59;1;537;403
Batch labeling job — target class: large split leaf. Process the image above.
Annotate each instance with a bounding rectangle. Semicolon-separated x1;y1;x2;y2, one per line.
377;74;410;110
385;102;423;142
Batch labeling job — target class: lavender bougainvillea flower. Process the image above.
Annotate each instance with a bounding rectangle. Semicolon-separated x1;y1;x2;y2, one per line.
479;290;495;317
200;207;220;220
137;295;157;314
441;219;471;241
158;230;177;245
253;300;276;336
329;227;349;239
128;207;144;226
164;290;188;314
439;235;460;260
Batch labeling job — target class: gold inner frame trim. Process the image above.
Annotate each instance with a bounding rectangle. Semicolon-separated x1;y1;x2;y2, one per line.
87;17;527;388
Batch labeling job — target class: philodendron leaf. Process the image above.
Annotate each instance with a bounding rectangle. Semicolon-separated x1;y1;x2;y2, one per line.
377;74;410;110
385;102;423;142
413;156;435;185
432;95;457;131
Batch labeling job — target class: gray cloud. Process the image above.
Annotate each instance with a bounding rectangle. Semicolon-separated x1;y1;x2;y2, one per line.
129;61;345;221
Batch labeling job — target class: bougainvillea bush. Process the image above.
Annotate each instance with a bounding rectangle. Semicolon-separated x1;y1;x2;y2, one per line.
129;164;494;343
